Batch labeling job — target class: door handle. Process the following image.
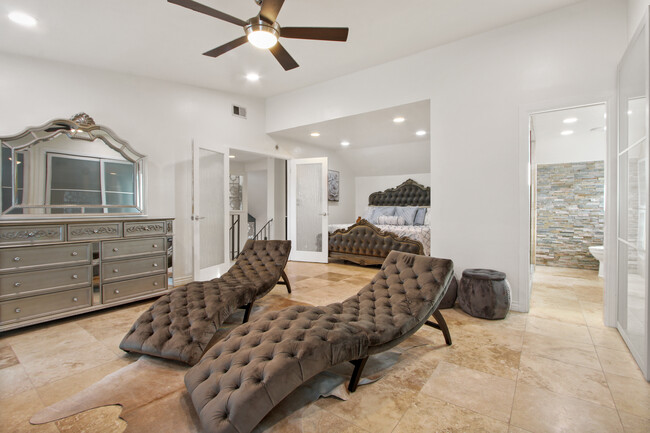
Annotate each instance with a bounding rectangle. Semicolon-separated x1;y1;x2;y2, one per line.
320;212;327;216
191;215;206;221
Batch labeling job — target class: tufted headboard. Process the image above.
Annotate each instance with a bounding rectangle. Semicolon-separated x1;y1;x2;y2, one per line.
368;179;430;207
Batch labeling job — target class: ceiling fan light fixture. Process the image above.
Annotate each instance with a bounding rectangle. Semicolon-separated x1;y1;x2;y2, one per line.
245;18;280;49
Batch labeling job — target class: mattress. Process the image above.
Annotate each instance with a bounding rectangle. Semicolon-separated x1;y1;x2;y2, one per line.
329;223;430;255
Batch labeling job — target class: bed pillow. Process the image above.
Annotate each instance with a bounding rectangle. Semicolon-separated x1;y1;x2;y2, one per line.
424;208;431;225
395;206;418;226
414;207;427;225
369;206;396;224
377;215;406;225
361;207;374;221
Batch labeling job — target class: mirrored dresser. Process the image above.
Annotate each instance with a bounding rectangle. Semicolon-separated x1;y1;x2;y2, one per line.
0;218;173;331
0;113;173;331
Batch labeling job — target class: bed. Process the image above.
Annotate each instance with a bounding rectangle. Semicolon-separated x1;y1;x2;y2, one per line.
328;179;431;258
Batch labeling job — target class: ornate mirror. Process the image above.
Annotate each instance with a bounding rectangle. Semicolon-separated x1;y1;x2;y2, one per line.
0;113;145;216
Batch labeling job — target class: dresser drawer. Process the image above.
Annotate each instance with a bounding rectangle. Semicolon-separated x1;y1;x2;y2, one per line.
0;243;91;272
0;287;91;325
103;274;166;303
124;221;166;237
0;265;92;300
0;225;65;246
102;237;165;260
102;256;165;282
68;223;122;241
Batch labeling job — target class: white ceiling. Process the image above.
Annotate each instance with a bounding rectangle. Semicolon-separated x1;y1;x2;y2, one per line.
0;0;584;98
269;100;430;150
533;104;607;144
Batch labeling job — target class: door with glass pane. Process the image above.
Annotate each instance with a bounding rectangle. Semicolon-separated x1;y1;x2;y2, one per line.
617;9;650;381
288;157;328;262
192;143;229;281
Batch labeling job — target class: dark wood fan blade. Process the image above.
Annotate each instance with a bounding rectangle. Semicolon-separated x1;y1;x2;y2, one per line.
168;0;247;27
281;27;349;42
203;36;249;57
259;0;284;23
269;42;299;70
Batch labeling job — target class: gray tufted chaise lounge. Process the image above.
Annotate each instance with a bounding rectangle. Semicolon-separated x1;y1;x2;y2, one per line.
184;251;454;433
119;240;292;365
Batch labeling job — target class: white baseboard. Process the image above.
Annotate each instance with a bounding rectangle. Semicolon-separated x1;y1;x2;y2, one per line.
173;275;193;287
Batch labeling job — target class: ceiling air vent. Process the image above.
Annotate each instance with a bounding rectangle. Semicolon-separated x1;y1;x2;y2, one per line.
232;105;247;119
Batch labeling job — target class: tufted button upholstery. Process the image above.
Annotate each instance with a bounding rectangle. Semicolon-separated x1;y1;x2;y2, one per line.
368;179;430;207
185;251;453;433
329;219;423;264
119;240;291;365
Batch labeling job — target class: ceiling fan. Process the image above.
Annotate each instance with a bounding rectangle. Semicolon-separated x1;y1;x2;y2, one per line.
168;0;349;71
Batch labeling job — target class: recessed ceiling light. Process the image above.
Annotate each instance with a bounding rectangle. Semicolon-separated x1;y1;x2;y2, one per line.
415;130;427;136
8;11;37;27
628;110;633;115
229;155;236;159
246;72;260;82
561;130;574;136
563;117;578;124
310;132;320;137
340;141;350;147
393;117;405;123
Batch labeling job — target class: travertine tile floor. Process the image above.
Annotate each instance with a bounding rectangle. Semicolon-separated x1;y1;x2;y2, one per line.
1;262;649;432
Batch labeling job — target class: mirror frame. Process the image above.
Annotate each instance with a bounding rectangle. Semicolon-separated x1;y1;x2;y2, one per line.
0;113;146;217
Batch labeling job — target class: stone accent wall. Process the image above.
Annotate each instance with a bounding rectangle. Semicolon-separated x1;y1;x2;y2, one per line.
536;161;604;270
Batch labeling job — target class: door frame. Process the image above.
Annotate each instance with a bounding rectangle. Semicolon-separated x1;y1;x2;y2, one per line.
518;95;617;326
287;157;329;263
191;140;230;280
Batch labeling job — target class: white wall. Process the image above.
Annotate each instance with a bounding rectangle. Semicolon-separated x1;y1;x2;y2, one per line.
266;0;628;311
0;52;280;282
247;170;267;229
535;131;607;164
628;0;650;37
355;173;430;219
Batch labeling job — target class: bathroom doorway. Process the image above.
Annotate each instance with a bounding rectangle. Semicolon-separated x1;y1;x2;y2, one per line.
529;103;607;321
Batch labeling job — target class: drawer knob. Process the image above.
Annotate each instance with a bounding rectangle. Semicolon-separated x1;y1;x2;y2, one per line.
113;248;119;252
14;308;21;313
14;282;21;287
153;263;158;267
152;244;158;248
71;251;78;257
27;232;34;237
13;257;20;262
113;269;119;273
72;274;78;279
72;297;78;302
153;282;159;286
115;289;120;294
93;229;99;233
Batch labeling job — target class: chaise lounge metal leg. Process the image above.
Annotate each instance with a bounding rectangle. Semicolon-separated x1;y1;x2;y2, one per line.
243;301;254;323
425;309;452;345
279;269;292;293
348;357;368;392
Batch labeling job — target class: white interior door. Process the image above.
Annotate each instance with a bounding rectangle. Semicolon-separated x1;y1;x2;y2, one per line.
192;142;229;281
288;157;328;262
616;9;650;381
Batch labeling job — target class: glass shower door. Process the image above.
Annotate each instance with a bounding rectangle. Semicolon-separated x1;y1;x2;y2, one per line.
617;10;649;380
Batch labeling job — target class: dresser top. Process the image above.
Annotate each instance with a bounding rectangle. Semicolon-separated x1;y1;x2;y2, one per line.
0;217;174;226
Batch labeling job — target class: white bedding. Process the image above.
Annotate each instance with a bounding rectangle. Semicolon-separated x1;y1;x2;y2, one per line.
328;223;431;256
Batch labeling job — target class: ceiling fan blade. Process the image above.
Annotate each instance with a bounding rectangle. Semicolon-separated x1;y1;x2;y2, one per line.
168;0;247;27
259;0;285;23
203;36;249;57
269;42;299;70
281;27;349;42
